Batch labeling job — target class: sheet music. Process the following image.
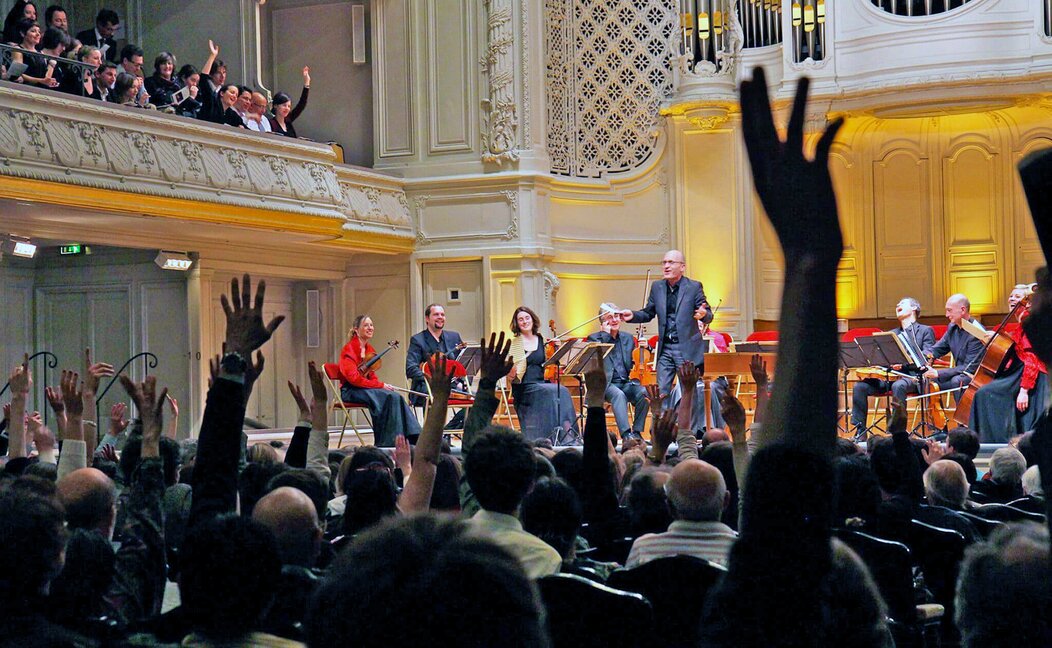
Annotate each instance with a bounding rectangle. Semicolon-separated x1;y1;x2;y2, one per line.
958;317;988;343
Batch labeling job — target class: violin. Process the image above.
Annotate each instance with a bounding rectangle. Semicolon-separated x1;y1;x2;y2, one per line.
360;340;399;373
544;319;560;382
952;293;1032;426
629;270;657;386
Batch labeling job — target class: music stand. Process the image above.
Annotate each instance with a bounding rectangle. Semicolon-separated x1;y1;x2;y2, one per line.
542;341;586;445
564;342;613;375
455;345;483;378
838;341;870;437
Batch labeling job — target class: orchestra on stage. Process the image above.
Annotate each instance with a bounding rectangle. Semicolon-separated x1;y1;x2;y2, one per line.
330;250;1047;447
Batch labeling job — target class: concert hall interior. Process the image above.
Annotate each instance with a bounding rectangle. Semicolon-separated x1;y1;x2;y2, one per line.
0;0;1048;438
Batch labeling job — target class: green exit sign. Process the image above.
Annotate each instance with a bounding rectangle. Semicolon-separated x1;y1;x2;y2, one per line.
58;244;83;255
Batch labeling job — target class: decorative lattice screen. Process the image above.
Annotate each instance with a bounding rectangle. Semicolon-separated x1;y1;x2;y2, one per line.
546;0;677;178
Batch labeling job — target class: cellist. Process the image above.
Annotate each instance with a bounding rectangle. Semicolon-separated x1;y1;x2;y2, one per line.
968;284;1049;442
922;294;986;402
586;306;649;441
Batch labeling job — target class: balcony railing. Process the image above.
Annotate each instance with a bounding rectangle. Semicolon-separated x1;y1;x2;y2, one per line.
0;43;95;95
869;0;976;17
0;82;413;246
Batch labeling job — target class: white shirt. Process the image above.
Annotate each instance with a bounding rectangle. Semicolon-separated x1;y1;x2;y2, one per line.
626;519;738;568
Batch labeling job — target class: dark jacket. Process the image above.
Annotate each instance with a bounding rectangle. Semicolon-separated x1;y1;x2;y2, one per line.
268;86;309;138
630;276;713;366
928;319;986;380
405;329;464;406
895;323;936;366
586;330;637;383
144;74;180;108
74;28;117;62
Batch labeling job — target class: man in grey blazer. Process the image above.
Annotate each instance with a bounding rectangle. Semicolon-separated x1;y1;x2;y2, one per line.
587;307;649;439
621;250;713;407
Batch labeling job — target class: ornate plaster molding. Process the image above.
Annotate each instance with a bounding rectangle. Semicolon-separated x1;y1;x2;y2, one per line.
481;0;520;165
0;85;412;239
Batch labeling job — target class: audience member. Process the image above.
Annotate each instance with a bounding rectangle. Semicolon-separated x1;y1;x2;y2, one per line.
246;91;272;132
626;458;737;567
972;446;1027;503
308;516;549;647
144;51;179;107
44;4;65;33
956;522;1052;647
2;1;36;44
95;60;117;101
118;44;148;104
173;63;202;117
1022;464;1043;497
269;66;310;137
11;20;59;89
948;427;981;460
464;427;561;578
75;8;119;62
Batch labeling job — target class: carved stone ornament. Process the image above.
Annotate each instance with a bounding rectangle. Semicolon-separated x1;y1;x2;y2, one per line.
545;0;677;178
686;115;730;131
0;89;412;239
543;270;561;305
482;0;520;165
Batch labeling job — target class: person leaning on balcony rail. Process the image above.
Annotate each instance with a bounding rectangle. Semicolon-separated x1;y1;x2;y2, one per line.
10;19;59;89
3;1;37;45
246;92;272;133
268;66;310;138
113;71;151;108
95;61;117;102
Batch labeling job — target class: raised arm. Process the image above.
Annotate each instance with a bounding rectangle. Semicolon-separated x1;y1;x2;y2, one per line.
190;275;285;527
675;362;700;461
110;374;169;620
6;355;30;459
56;370;87;480
81;348;114;460
740;68;844;455
399;353;451;513
581;358;619;522
201;39;219;77
462;332;512;451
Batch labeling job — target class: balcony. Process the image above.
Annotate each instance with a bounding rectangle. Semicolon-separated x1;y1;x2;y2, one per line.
0;81;413;253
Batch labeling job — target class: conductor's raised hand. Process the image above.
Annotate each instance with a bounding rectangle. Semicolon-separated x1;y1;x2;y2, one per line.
740;68;844;262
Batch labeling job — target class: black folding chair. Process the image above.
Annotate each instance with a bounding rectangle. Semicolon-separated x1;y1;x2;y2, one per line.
958;510;1005;539
538;573;653;648
607;555;726;648
971;502;1046;524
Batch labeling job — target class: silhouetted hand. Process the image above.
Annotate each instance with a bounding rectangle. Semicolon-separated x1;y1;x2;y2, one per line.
649;409;677;464
288;380;311;421
888;398;908;434
719;391;747;440
478;332;513;383
425;352;454;401
740;68;844;263
749;354;768;389
119;375;168;457
677;361;699;395
60;370;84;418
583;356;607;409
221;274;285;358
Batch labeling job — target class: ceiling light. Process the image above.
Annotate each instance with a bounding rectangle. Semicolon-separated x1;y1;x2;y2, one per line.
155;251;193;271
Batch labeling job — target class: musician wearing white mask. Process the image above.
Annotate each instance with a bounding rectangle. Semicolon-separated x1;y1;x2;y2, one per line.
586;305;649;440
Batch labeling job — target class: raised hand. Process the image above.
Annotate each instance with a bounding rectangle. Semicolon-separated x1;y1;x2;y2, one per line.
394;435;412;476
288;380;312;421
119;375;168;457
677;361;699;395
96;443;118;464
425;353;454;400
922;440;948;465
718;391;747;441
242;350;266;401
26;411;42;439
45;386;65;417
583;356;607;409
208;39;219;56
31;419;56;455
740;68;844;262
888;398;908;434
478;332;513;383
307;361;327;404
109;402;130;436
82;348;114;396
60;370;84;418
9;354;30;396
749;354;769;389
302;65;311;86
644;384;667;411
167;394;179;419
220;274;285;358
649;409;678;464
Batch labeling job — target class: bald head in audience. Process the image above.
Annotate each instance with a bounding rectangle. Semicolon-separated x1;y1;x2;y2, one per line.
923;460;969;510
666;459;728;522
701;429;729;447
57;467;118;540
252;486;323;568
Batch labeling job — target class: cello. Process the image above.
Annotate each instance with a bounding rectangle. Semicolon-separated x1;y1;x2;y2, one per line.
952;294;1032;427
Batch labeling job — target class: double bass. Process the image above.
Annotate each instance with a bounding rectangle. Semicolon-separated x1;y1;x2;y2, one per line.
952;294;1032;426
